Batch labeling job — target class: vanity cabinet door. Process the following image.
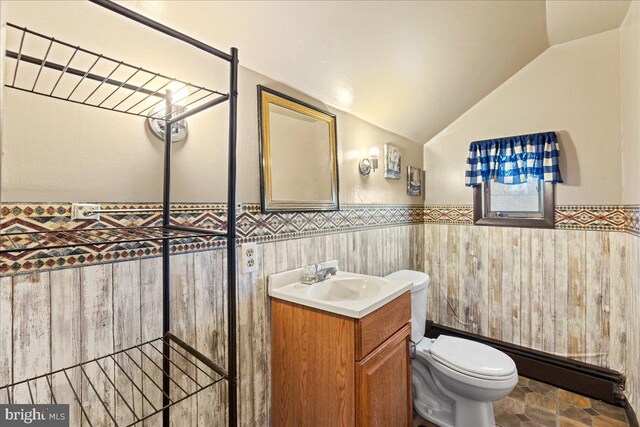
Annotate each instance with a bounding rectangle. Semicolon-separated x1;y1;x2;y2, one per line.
356;324;412;427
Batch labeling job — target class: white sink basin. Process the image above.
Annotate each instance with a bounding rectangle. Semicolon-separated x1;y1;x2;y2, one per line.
268;261;412;318
308;277;383;301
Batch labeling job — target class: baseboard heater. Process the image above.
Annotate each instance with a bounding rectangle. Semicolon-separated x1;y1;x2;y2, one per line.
424;322;626;407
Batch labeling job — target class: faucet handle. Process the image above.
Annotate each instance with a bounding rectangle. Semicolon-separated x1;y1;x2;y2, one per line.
302;264;317;280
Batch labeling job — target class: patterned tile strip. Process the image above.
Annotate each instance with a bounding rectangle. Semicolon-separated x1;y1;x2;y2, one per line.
0;203;423;275
422;205;473;225
1;203;638;276
555;205;627;231
623;205;640;236
423;205;638;234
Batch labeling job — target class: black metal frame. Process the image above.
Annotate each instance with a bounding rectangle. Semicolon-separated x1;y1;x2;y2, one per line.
0;334;227;427
3;23;228;120
0;1;239;425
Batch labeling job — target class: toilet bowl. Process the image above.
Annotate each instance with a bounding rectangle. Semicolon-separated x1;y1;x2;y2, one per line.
385;270;518;427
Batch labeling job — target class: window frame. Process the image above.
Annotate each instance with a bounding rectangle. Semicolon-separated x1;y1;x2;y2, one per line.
473;181;555;229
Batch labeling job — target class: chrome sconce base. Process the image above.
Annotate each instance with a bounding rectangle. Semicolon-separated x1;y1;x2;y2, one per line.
359;157;378;176
147;104;189;143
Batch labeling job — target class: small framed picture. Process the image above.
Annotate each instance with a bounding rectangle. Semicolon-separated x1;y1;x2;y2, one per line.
407;166;422;196
384;143;401;179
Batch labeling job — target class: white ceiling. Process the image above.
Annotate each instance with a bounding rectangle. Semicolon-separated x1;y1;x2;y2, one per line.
546;0;631;46
126;0;631;144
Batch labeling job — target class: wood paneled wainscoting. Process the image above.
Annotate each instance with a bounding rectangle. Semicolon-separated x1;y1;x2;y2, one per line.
423;223;640;416
0;224;424;426
626;232;639;415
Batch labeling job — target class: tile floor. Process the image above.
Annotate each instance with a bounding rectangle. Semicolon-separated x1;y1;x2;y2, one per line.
414;376;631;427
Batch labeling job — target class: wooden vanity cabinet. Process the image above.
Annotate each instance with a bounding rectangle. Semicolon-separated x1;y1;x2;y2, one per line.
271;292;412;427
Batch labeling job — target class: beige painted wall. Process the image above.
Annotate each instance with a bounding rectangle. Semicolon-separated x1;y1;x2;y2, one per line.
1;0;423;205
423;29;622;205
621;1;640;205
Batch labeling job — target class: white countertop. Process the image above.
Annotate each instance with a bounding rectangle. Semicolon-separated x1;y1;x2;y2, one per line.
267;261;412;319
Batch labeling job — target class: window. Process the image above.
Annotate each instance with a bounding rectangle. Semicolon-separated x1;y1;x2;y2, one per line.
473;177;554;228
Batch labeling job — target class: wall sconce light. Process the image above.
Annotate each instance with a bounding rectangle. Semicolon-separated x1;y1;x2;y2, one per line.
359;147;380;176
147;84;190;143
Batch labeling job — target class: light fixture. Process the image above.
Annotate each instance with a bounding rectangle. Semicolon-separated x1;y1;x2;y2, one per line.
147;83;190;143
359;147;380;176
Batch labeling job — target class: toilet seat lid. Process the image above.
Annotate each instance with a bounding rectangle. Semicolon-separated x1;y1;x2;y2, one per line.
429;336;516;379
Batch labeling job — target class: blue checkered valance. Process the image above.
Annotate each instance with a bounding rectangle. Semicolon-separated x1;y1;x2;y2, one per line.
465;131;563;187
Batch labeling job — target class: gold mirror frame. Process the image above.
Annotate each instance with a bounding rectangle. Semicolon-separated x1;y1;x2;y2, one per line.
257;85;340;213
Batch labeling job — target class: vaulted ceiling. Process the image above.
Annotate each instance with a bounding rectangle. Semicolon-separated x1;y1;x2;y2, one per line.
126;0;631;144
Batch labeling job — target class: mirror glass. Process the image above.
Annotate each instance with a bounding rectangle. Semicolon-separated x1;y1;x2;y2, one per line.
259;86;339;212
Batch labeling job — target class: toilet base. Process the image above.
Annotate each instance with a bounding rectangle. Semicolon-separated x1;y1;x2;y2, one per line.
414;385;496;427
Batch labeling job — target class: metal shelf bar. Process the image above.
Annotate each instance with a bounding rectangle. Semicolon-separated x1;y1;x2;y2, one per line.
49;47;79;96
0;226;226;254
111;72;159;110
97;66;144;107
158;341;218;382
45;376;57;404
79;365;120;426
11;30;25;86
109;354;171;404
167;94;230;124
63;370;94;427
88;0;233;62
166;332;229;379
85;206;224;214
0;336;225;427
83;61;123;103
106;356;158;411
7;23;220;97
4;51;154;100
226;45;239;427
4;24;228;120
31;38;54;91
139;344;203;389
94;359;140;422
124;78;174;113
139;82;191;116
66;54;103;100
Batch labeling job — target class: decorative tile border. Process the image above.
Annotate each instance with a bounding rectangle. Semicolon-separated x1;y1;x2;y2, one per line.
555;205;627;231
1;202;638;276
0;203;230;233
623;205;640;236
0;203;424;275
423;205;473;225
423;205;636;234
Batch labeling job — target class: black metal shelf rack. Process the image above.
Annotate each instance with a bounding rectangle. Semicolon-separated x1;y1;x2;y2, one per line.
0;334;227;427
0;0;239;425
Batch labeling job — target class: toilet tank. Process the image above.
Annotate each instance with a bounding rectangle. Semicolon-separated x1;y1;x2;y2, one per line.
384;270;430;343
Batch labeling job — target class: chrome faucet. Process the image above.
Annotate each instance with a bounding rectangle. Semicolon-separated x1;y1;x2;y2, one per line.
301;263;337;285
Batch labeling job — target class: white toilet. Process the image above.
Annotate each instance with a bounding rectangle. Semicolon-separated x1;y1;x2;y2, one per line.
385;270;518;427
